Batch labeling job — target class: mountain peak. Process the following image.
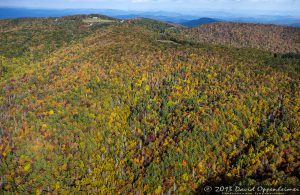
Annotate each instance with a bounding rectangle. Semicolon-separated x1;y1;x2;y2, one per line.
180;17;220;27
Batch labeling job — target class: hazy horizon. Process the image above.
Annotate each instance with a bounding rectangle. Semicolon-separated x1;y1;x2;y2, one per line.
1;0;300;17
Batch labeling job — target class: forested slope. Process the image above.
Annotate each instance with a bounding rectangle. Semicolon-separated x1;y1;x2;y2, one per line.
182;22;300;54
0;16;299;194
0;14;118;58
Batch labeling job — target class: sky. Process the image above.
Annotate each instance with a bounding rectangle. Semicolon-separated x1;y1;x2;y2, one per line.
0;0;300;16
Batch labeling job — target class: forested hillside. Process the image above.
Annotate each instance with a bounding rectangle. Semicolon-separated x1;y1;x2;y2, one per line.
182;22;300;53
0;14;118;58
0;16;299;194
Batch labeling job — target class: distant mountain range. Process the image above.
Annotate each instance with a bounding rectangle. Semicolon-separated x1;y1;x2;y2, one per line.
0;7;299;27
180;17;220;27
0;7;199;23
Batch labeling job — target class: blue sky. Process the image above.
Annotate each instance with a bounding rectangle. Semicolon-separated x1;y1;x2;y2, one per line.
1;0;300;15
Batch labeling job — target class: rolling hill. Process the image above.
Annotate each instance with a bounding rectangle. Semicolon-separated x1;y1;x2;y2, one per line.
0;15;299;194
181;22;300;53
180;17;219;27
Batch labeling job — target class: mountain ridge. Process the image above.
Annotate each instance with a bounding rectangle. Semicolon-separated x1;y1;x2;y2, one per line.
1;7;300;27
180;17;220;27
182;22;300;53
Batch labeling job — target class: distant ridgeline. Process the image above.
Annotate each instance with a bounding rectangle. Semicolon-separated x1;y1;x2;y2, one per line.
0;15;299;194
0;8;109;19
180;17;220;27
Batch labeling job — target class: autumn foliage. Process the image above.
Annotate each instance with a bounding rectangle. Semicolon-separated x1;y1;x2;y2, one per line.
0;15;299;194
182;22;300;54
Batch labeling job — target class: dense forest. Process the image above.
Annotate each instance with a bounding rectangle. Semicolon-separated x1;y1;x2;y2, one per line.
0;15;299;194
182;22;300;54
